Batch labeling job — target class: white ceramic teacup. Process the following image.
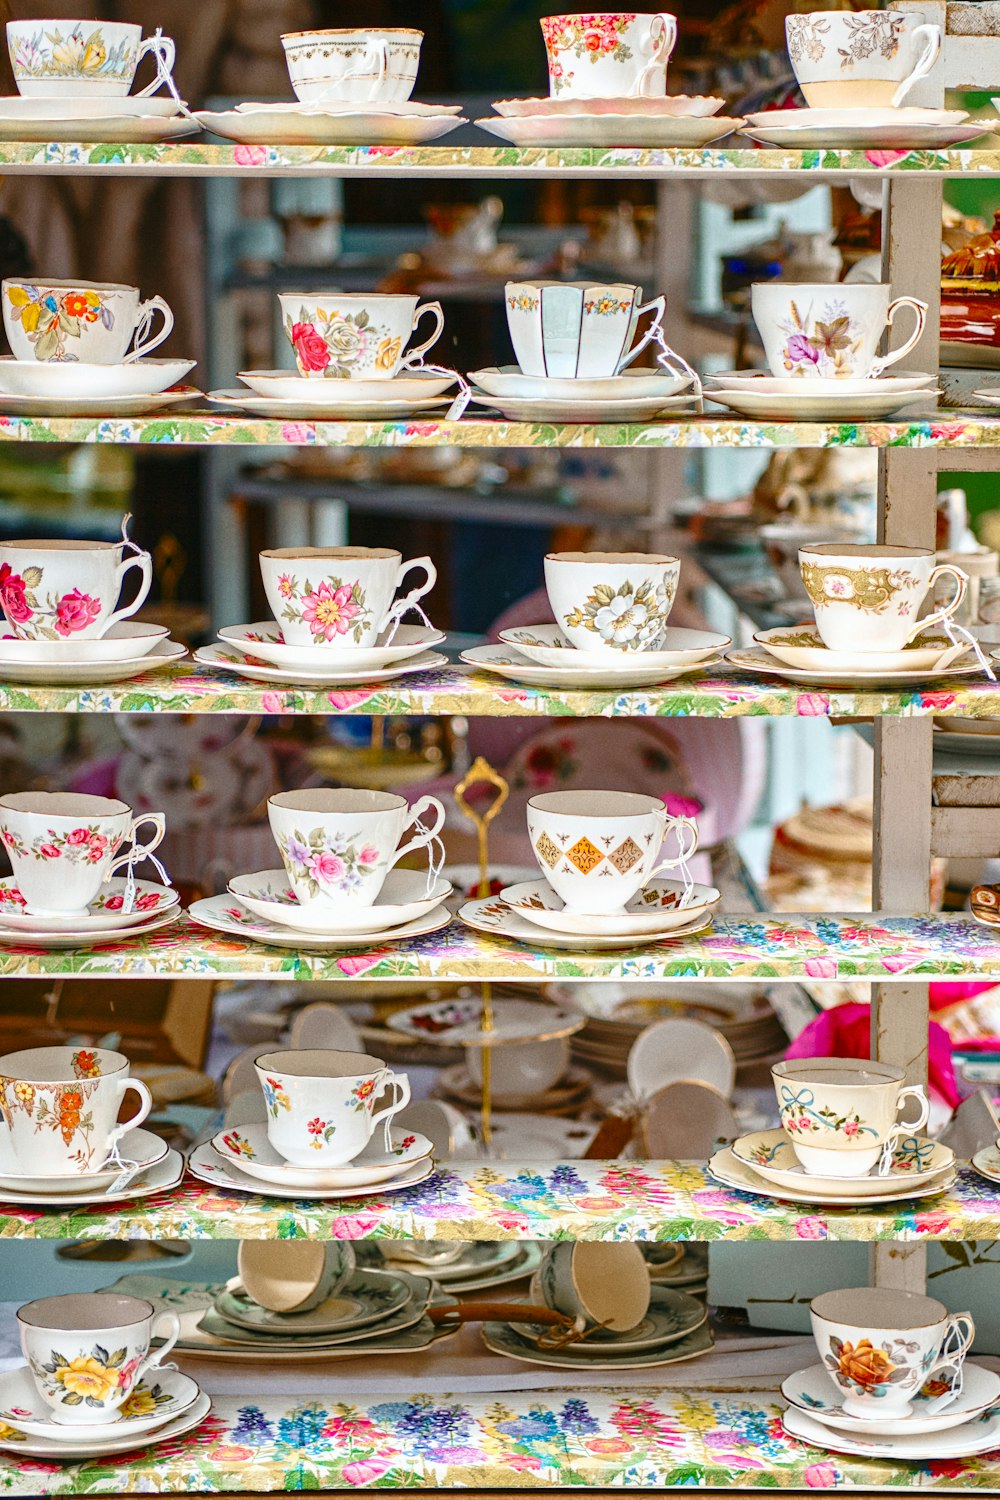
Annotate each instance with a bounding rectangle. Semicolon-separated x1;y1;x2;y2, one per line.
811;1288;973;1419
267;789;445;913
751;282;927;382
3;279;173;365
527;790;699;915
0;792;166;918
467;1037;570;1096
0;534;152;642
799;544;968;654
259;546;437;648
540;13;677;98
18;1292;180;1424
785;10;941;109
7;19;176;99
772;1058;929;1178
281;28;422;106
238;1240;355;1313
544;551;680;654
254;1049;411;1167
0;1046;153;1177
278;293;444;380
506;281;666;380
536;1242;650;1332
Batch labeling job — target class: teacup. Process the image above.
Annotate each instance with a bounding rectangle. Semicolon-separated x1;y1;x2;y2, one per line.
3;280;173;365
772;1058;929;1178
0;1046;153;1177
18;1292;180;1424
282;28;422;106
259;546;436;649
799;544;968;655
0;535;152;642
536;1243;650;1332
506;281;666;380
7;19;176;99
527;790;699;915
238;1240;355;1313
751;282;927;382
268;789;445;913
467;1036;570;1096
254;1049;411;1167
811;1288;973;1419
545;550;680;655
278;293;443;380
540;13;677;98
785;10;941;109
0;793;166;918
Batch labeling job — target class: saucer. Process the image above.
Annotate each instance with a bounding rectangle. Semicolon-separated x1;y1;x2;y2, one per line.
753;626;969;675
500;878;721;937
0;357;196;400
707;369;937;397
228;868;453;935
971;1143;1000;1184
0;1389;211;1460
498;623;730;670
0;905;179;951
709;1146;956;1207
0;387;199;418
483;1318;714;1371
0;621;169;665
0;1147;183;1205
384;995;583;1046
213;1273;421;1342
236;101;463;117
470;366;694;402
188;893;450;952
461;644;721;690
216;622;445;672
745;106;969;131
730;1129;954;1196
196;108;465;146
514;1285;706;1353
210;1123;432;1190
741;116;988;150
194;644;447;688
0;116;199;145
209;389;452;421
0;637;186;686
0;1365;199;1443
186;1140;434;1201
781;1361;1000;1437
0;877;178;933
238;370;457;403
0;1127;167;1195
476;114;741;147
725;645;984;687
459;894;713;951
470;391;699;423
492;94;724;118
0;94;189;120
708;385;938;420
781;1404;1000;1461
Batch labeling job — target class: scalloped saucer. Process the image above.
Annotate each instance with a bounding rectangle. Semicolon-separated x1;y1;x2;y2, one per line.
188;893;450;951
493;94;724;118
228;868;452;935
0;904;179;950
730;1128;954;1196
0;877;178;933
725;645;984;687
186;1140;434;1201
476;113;741;147
459;893;713;951
500;878;721;937
194;643;447;687
753;626;969;675
217;622;445;672
499;623;730;670
461;644;721;690
196;108;465;146
781;1361;1000;1438
470;366;694;401
0;1147;183;1205
0;1127;167;1195
210;1123;432;1190
709;1145;956;1207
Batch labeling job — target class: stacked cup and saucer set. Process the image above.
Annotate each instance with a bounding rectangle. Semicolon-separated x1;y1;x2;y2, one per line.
478;12;742;148
197;27;466;148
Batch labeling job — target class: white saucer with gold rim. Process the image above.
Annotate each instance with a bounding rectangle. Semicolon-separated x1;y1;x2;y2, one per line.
459;893;713;951
753;625;970;675
499;878;720;938
499;623;730;671
730;1128;954;1196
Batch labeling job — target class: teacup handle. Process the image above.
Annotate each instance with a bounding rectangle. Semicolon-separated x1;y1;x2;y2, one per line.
107;813;167;879
400;302;446;369
136;1310;181;1376
871;296;928;376
635;13;677;95
106;1077;154;1156
369;1074;412;1140
617;296;666;373
650;814;700;874
125;297;174;363
101;549;153;634
388;795;446;869
382;555;438;632
134;32;177;98
903;564;969;645
889;1084;930;1143
890;22;942;107
921;1312;975;1403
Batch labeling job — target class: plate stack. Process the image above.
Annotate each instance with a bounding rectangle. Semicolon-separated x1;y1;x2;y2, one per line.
640;1243;709;1300
370;1239;543;1293
568;993;786;1078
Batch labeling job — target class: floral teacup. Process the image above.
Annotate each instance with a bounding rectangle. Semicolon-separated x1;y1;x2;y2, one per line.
3;279;173;365
505;281;666;380
278;293;444;380
811;1288;973;1419
0;532;152;642
18;1293;180;1424
785;10;941;109
799;544;968;655
540;13;677;98
544;551;680;655
772;1058;929;1178
259;546;437;649
254;1049;411;1167
0;1046;153;1177
6;19;176;99
751;282;927;382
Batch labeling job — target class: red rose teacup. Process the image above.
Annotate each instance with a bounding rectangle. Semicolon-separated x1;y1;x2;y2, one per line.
277;293;444;379
0;533;152;641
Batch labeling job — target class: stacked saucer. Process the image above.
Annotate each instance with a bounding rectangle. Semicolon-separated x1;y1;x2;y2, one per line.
373;1239;544;1292
706;368;940;422
0;1127;183;1206
739;105;987;151
733;625;977;689
0;1365;209;1460
711;1128;956;1207
210;367;460;423
469;364;700;424
209;1123;433;1196
0;875;179;951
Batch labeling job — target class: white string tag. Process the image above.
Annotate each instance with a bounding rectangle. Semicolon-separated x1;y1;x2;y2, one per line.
401;358;470;422
413;815;446;897
115;849;173;914
120;512;142;557
651;326;703;413
380;596;435;648
942;614;996;680
102;1135;142;1195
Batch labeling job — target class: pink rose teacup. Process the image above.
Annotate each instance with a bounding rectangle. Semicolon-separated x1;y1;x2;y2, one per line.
0;792;165;916
0;530;151;642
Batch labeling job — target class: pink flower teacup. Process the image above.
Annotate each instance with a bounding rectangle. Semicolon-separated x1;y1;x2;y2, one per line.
259;546;436;649
0;792;166;916
0;529;152;642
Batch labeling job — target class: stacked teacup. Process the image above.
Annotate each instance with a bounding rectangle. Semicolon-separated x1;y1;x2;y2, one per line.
0;1288;207;1456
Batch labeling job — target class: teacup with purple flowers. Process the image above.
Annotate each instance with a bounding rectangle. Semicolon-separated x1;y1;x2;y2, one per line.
751;282;927;383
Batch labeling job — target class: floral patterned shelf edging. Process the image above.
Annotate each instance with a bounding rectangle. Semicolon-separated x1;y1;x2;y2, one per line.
0;410;998;450
6;661;1000;719
3;1162;1000;1243
1;1388;999;1493
0;912;999;981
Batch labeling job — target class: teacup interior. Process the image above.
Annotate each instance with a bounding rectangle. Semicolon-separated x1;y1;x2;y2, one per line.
0;791;129;819
261;546;400;562
239;1240;326;1310
774;1057;903;1088
801;543;934;562
572;1242;650;1332
269;789;404;816
529;789;662;818
812;1287;946;1330
0;1045;126;1082
18;1292;153;1332
546;550;678;566
255;1048;385;1080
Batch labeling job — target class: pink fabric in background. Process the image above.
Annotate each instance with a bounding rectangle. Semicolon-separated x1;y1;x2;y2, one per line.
785;1002;960;1109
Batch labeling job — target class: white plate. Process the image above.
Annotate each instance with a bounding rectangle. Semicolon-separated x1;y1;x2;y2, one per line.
0;1127;167;1195
708;386;938;420
217;621;445;672
470;391;699;422
972;387;1000;406
731;1129;954;1196
238;370;457;403
0;1365;199;1442
0;877;178;934
725;644;985;687
0;357;196;401
384;995;583;1046
194;644;447;687
461;643;721;690
0;387;199;418
500;878;721;937
236;100;462;118
744;106;969;130
741;121;991;150
0;94;189;120
228;868;452;935
753;625;967;675
781;1404;1000;1460
459;894;713;952
188;893;450;952
0;116;199;144
781;1361;1000;1437
709;1147;956;1207
706;368;938;396
209;389;452;421
470;365;694;401
493;94;724;118
0;906;179;951
0;1389;210;1460
187;1141;434;1200
628;1017;736;1101
476;114;742;147
0;1147;183;1206
498;622;730;670
196;108;465;146
0;620;169;665
0;637;185;686
210;1123;431;1190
